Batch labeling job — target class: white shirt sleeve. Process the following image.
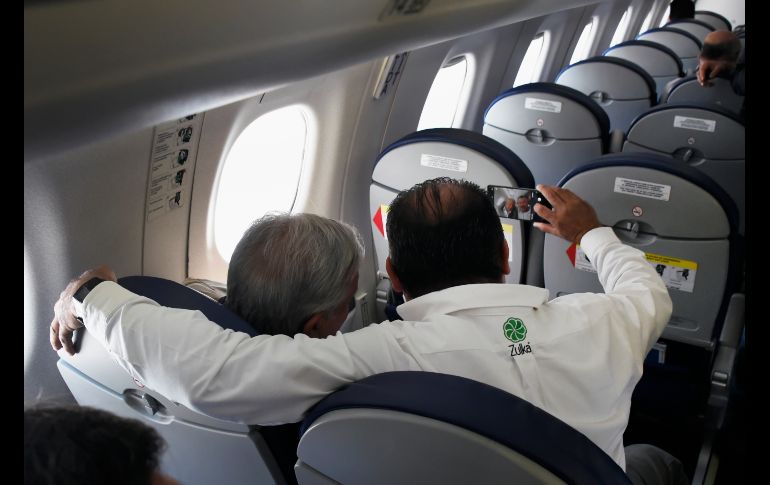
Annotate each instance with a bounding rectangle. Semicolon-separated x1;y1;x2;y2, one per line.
82;283;420;424
553;227;673;359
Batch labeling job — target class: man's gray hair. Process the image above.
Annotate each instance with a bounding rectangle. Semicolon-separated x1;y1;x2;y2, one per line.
225;213;364;336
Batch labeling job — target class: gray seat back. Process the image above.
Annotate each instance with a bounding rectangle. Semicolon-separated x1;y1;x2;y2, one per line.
56;276;286;485
695;10;732;32
482;82;609;186
637;27;703;73
661;76;744;116
664;19;714;42
555;56;657;132
543;153;739;348
370;129;535;286
604;40;685;96
295;372;631;485
622;103;745;233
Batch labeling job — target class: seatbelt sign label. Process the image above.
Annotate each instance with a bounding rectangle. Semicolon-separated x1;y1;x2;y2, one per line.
524;97;562;113
646;252;697;293
614;177;671;201
673;115;716;133
420;154;468;173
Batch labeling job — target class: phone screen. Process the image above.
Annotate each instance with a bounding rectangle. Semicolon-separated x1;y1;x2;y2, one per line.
487;185;551;223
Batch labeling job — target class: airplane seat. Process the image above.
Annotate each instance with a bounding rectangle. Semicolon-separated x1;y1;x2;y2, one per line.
482;82;610;186
554;56;657;132
621;103;745;234
482;82;610;289
663;19;715;42
294;371;631;485
695;11;732;32
636;27;703;74
603;40;685;101
660;76;744;117
56;276;294;485
370;128;535;319
541;152;742;481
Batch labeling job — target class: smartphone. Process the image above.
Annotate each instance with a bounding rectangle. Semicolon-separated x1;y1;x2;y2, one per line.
487;185;552;223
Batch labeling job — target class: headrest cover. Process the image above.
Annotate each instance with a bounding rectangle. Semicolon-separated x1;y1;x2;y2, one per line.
555;55;657;103
603;40;685;77
301;372;630;484
377;128;535;189
118;276;258;336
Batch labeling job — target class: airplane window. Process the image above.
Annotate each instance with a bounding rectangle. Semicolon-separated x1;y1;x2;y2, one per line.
417;56;470;130
570;18;596;65
213;105;308;262
610;7;633;47
513;33;548;87
658;6;671;27
639;7;655;34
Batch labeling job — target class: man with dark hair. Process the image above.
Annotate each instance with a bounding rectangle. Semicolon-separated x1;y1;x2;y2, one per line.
24;405;179;485
52;178;674;478
667;0;694;21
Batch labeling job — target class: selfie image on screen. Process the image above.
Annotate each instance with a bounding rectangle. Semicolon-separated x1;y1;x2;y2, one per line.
493;187;534;221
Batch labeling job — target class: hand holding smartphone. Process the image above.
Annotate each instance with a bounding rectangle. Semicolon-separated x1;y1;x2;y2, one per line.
487;185;552;223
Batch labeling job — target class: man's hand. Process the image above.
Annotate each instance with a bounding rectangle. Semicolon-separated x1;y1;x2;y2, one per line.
532;185;601;244
697;58;726;87
50;265;117;355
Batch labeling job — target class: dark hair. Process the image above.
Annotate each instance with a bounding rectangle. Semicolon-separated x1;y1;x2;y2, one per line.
386;177;506;298
668;0;694;20
24;405;166;485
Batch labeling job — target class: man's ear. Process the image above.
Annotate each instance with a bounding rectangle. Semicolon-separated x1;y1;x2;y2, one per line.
302;313;325;338
501;239;511;276
385;257;404;293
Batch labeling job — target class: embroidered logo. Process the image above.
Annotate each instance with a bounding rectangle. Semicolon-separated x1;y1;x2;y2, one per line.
503;318;527;342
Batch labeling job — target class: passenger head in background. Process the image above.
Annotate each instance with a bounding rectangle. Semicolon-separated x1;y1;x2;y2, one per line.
697;30;743;86
385;177;509;299
668;0;694;21
226;213;364;338
24;405;179;485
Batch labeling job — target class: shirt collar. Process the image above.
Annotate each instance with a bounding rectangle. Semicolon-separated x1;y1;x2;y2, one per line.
397;283;549;321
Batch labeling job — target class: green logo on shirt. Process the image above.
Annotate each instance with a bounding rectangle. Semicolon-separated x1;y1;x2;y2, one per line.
503;318;527;342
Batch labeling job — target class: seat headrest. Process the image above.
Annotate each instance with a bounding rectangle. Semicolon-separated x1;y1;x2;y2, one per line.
118;276;258;336
627;101;744;129
484;82;611;147
556;55;657;104
301;371;630;484
637;27;703;51
377;128;535;189
666;18;716;32
695;10;732;31
604;40;686;77
557;152;739;236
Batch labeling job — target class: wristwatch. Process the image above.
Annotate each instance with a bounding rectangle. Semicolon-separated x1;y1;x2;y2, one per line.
73;277;106;304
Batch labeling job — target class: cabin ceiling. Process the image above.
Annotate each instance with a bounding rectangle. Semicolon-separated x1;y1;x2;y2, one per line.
24;0;604;163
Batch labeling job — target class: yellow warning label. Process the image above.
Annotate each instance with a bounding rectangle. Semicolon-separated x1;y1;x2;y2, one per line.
644;253;698;270
502;223;513;262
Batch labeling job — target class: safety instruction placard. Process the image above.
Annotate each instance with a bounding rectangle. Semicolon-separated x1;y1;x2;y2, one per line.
614;177;671;201
146;114;203;221
420;154;468;173
525;97;562;113
569;244;697;293
673;115;716;133
502;223;513;262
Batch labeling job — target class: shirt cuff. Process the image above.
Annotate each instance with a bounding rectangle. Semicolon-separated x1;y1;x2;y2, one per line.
81;281;144;340
579;227;619;259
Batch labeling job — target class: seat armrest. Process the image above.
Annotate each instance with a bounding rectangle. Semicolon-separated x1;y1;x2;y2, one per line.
708;293;744;418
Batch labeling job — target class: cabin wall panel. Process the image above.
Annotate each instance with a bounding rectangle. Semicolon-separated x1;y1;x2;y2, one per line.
24;128;152;403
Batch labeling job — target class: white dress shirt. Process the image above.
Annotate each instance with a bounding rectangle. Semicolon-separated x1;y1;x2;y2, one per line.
80;227;672;469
